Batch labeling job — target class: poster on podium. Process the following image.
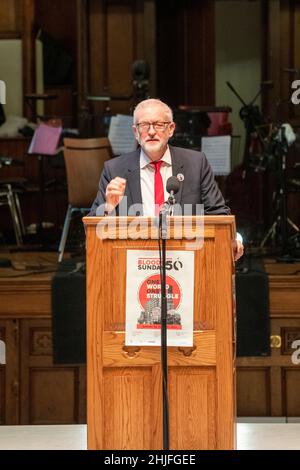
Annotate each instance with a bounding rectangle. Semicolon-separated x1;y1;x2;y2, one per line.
125;250;194;346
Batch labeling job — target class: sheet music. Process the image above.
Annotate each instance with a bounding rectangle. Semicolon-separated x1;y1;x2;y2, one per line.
201;135;231;175
108;114;137;155
28;123;62;155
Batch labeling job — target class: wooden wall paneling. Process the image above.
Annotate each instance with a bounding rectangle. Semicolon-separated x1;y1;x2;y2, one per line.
277;319;300;417
35;0;77;60
270;365;283;416
293;3;300;119
156;0;215;107
43;85;74;120
269;318;284;415
237;335;300;417
0;320;19;424
264;0;300;123
156;1;184;106
87;0;106;135
0;0;22;37
237;367;271;417
77;365;87;424
22;0;36;119
35;0;78;121
283;368;300;416
133;0;144;65
0;267;87;426
280;0;295;121
264;0;280;119
20;318;85;425
0;277;51;318
268;276;300;317
87;0;142;135
237;262;300;418
281;324;300;356
76;0;89;120
185;0;215;106
143;0;156;98
88;0;108;98
106;2;135;98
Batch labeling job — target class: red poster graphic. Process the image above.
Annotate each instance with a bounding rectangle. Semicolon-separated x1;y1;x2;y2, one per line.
125;250;194;346
136;274;182;330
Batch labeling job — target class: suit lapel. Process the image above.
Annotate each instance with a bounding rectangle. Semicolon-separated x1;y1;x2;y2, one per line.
126;150;143;213
124;147;184;215
170;146;184;207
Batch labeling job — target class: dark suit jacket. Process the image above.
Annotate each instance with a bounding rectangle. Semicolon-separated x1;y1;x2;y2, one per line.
89;145;230;216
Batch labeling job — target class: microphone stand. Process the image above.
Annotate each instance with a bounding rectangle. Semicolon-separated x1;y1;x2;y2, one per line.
159;190;176;451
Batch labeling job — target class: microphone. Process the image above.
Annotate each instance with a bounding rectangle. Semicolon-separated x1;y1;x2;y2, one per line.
160;177;180;218
164;176;180;214
166;176;180;199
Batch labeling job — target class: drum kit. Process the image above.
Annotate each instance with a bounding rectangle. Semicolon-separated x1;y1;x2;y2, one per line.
227;79;300;261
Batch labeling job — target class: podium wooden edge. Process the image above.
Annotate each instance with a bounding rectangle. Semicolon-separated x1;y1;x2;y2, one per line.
83;215;235;224
83;215;236;236
85;214;237;450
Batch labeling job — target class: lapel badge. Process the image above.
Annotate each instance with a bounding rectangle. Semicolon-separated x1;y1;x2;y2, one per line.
177;173;184;182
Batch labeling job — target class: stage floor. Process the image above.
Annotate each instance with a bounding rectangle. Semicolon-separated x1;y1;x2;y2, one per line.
0;423;300;450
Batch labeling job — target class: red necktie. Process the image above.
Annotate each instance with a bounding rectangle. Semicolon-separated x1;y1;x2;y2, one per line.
151;160;164;215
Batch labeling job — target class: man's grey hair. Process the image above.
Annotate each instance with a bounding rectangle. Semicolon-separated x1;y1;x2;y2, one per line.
133;98;173;124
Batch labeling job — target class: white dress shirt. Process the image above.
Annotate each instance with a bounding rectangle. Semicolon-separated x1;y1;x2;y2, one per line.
139;147;243;243
140;147;172;216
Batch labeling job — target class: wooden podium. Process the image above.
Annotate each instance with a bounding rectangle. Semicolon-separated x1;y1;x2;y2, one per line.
83;215;236;450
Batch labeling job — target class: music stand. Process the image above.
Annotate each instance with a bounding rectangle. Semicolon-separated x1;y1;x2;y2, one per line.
28;120;62;242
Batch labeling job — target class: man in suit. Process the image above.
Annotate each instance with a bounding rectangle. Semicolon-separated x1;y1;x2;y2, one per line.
90;98;243;260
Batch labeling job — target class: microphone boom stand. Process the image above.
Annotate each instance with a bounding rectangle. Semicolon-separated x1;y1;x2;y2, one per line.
159;191;176;451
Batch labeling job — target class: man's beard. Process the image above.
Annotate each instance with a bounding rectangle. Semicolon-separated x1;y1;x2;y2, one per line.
141;139;165;156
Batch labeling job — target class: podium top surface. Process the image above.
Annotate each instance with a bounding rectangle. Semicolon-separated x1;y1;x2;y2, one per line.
83;215;235;227
83;215;236;241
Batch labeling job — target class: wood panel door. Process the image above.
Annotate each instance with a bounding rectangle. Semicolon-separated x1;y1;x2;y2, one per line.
19;318;86;425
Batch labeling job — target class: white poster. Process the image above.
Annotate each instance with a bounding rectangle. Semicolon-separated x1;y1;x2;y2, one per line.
125;250;195;346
